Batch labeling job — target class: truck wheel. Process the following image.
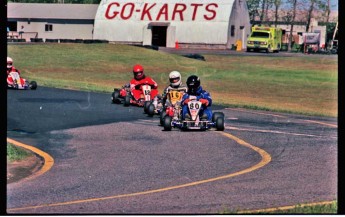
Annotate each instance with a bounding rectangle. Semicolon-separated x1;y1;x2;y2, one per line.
163;116;172;131
124;95;131;107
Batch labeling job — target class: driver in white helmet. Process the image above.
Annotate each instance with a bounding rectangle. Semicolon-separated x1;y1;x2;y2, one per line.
161;71;188;107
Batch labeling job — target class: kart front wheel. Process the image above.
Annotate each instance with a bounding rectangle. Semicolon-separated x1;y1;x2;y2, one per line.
215;117;225;131
147;103;155;117
124;95;131;107
144;101;151;113
160;110;166;126
163;116;172;131
29;81;37;90
111;90;120;104
212;112;224;123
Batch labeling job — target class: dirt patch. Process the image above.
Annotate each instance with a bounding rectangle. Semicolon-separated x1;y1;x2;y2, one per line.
7;155;44;184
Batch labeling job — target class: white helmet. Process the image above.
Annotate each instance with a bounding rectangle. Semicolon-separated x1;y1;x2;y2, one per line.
169;71;182;87
7;57;13;70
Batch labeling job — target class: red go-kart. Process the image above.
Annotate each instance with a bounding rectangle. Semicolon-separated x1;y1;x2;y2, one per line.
7;71;37;90
111;83;157;110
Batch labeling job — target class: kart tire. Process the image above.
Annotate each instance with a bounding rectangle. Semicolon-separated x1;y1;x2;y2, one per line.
124;95;131;107
163;116;172;131
144;101;151;113
111;90;120;104
29;81;37;90
212;112;224;123
147;103;155;117
216;116;225;131
160;110;167;126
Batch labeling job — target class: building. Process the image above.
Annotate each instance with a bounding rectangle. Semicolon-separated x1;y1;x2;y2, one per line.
93;0;251;49
7;3;98;42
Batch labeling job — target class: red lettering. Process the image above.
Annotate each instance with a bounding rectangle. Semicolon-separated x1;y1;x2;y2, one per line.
105;2;120;19
156;3;168;21
191;3;203;20
141;3;156;21
172;4;187;21
204;3;217;20
121;3;135;20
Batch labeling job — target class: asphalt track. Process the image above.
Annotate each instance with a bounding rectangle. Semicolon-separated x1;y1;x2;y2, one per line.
7;86;337;214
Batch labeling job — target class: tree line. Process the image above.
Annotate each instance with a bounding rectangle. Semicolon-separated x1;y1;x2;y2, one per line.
246;0;338;49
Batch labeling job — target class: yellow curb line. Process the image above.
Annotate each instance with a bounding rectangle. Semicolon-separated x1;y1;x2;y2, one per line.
8;131;271;211
237;200;336;214
7;138;54;182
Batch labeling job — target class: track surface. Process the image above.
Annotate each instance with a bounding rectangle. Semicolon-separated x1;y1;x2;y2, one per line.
7;87;337;214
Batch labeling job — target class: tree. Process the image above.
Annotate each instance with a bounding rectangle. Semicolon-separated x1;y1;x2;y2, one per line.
247;0;262;22
273;0;283;27
304;0;327;32
286;0;298;51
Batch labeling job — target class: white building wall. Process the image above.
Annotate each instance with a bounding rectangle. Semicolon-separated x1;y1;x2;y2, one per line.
93;0;238;47
17;21;94;41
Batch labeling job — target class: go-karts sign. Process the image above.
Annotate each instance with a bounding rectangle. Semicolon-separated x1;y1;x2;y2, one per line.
103;2;220;21
94;0;235;44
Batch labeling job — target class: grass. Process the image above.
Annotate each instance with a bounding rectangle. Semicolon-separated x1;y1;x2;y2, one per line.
7;43;338;117
7;143;31;162
219;200;337;214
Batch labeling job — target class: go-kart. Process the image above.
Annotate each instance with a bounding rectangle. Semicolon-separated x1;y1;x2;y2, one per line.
111;83;156;109
158;90;185;125
7;71;37;90
163;95;225;131
145;95;163;117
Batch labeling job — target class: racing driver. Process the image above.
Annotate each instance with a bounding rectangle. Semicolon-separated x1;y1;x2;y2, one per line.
129;64;158;102
181;75;212;121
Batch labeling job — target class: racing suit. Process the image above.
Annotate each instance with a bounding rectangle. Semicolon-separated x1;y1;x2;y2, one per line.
161;84;188;120
181;86;212;121
130;76;158;101
162;84;188;106
7;67;21;86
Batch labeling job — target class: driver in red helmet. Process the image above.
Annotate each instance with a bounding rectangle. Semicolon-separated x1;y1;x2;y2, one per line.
129;64;158;101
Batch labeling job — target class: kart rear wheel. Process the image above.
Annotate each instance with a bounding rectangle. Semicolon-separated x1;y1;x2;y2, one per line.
160;110;166;126
212;112;224;123
29;81;37;90
163;116;172;131
124;95;131;107
147;103;155;117
216;116;225;131
111;90;120;104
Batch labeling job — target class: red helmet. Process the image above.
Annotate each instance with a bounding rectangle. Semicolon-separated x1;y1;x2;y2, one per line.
133;64;145;80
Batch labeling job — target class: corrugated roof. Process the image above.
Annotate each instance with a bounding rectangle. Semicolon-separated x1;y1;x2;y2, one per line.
7;3;98;20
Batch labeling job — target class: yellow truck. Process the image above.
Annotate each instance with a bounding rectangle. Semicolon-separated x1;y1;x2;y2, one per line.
246;25;282;53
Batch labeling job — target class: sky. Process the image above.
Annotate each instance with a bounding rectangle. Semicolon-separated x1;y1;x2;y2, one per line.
331;0;338;10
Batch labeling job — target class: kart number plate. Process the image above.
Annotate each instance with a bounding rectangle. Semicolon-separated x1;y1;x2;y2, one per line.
168;91;183;105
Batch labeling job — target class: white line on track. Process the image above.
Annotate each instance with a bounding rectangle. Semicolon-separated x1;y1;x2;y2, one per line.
226;126;337;139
